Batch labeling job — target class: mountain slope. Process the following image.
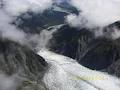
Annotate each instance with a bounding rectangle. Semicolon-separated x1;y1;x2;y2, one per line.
0;38;48;90
48;24;120;72
14;1;78;34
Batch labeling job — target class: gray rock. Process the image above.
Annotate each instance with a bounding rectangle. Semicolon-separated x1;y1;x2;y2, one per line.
0;38;48;90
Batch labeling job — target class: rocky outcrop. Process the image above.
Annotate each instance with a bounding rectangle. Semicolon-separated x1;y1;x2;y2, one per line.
48;25;120;71
49;25;94;60
0;38;48;90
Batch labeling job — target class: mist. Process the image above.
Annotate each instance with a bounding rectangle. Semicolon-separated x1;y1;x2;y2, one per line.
3;0;53;16
0;0;53;43
0;73;21;90
66;0;120;38
67;0;120;28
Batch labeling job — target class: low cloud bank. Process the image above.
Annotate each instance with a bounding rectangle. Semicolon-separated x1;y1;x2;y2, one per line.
3;0;53;16
0;73;20;90
66;0;120;38
67;0;120;28
0;0;53;43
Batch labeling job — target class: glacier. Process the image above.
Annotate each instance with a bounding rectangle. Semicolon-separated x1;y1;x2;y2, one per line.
38;49;120;90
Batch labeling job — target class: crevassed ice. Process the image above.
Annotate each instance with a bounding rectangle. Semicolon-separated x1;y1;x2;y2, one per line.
38;50;120;90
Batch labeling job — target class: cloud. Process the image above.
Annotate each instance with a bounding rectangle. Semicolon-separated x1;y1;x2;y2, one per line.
0;0;53;43
111;27;120;39
0;10;26;43
0;73;19;90
66;0;120;28
66;14;87;28
3;0;53;16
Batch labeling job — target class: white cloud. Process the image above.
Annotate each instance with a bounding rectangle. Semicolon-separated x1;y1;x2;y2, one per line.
3;0;53;16
111;28;120;39
0;73;19;90
0;10;26;43
66;14;87;28
67;0;120;28
0;0;53;43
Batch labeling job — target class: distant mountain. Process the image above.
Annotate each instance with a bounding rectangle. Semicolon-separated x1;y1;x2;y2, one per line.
14;1;78;33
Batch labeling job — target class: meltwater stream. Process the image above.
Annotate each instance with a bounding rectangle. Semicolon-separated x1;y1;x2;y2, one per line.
38;50;120;90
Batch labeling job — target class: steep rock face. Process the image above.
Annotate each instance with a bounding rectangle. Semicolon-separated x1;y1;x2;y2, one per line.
48;25;120;71
105;59;120;77
0;38;48;90
49;25;94;60
104;38;120;77
79;38;120;70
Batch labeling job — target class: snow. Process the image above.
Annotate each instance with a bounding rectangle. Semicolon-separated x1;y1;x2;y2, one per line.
38;49;120;90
